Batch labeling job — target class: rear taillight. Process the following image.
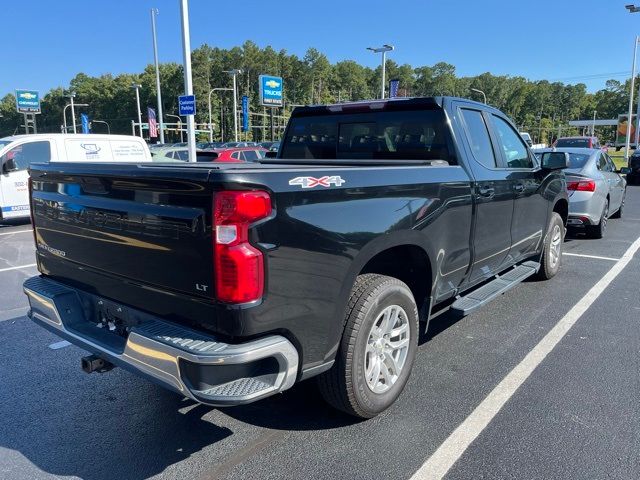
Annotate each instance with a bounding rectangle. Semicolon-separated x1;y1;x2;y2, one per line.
213;190;271;303
567;179;596;192
28;178;37;246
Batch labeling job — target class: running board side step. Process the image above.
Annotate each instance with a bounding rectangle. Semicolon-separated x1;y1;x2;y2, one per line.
451;261;540;315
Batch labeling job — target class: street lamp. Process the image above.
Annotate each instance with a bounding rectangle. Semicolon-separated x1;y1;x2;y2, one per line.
131;83;143;138
65;92;77;133
471;88;487;104
166;114;184;142
150;8;165;144
62;102;88;133
91;119;111;134
367;44;394;99
223;69;242;142
208;88;233;142
179;0;196;162
626;4;640;13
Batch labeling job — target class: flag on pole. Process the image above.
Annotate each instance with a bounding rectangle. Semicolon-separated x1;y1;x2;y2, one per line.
389;79;400;99
148;107;158;138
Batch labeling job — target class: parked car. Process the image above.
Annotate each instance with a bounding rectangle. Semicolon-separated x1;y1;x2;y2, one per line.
260;141;281;152
152;146;267;163
220;141;259;148
0;134;151;221
534;147;626;238
627;150;640;184
520;132;533;146
23;97;568;418
554;136;601;149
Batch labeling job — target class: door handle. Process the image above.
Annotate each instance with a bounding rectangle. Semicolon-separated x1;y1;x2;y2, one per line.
514;183;525;193
478;186;495;197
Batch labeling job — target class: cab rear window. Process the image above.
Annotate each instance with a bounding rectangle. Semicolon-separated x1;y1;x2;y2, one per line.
280;109;456;163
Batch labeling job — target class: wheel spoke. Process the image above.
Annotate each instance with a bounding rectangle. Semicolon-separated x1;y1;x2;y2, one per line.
390;323;408;338
368;357;381;384
383;350;400;375
386;337;409;350
380;358;393;386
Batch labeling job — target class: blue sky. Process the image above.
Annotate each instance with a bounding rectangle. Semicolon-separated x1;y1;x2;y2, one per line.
3;0;639;97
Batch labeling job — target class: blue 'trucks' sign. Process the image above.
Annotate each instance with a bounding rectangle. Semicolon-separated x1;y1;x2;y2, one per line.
259;75;283;107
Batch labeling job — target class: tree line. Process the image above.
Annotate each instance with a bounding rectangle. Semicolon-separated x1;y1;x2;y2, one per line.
0;41;634;143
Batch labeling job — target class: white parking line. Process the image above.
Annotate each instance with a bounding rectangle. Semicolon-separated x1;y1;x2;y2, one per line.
0;229;32;236
0;263;37;273
562;252;620;262
411;235;640;480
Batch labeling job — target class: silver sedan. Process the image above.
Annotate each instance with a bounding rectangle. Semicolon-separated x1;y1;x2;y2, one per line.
534;148;626;238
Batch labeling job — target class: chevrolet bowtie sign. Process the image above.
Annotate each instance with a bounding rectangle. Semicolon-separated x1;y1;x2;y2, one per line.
259;75;283;107
15;89;41;114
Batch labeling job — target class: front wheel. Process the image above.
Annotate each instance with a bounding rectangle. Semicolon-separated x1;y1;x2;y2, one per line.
317;274;419;418
535;212;564;280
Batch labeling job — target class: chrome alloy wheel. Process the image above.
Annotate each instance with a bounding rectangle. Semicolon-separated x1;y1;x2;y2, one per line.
549;224;562;269
364;305;410;394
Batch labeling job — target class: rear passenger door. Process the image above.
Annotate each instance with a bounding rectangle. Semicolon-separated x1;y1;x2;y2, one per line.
456;104;514;284
489;114;547;263
603;152;624;209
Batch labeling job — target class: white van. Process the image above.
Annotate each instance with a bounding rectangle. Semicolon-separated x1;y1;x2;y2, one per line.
0;134;151;221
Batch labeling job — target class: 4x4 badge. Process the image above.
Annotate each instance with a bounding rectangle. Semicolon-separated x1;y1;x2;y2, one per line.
289;176;345;188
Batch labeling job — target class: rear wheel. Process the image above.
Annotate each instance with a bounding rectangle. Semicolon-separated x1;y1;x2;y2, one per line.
587;200;609;239
317;274;419;418
611;190;625;219
535;212;564;280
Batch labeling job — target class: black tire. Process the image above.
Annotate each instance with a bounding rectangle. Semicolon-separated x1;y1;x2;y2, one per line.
611;190;625;219
587;199;609;239
535;212;564;280
317;274;419;418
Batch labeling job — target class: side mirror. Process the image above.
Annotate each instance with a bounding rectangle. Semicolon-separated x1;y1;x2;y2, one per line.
264;151;277;159
541;151;569;170
619;167;631;175
2;158;17;173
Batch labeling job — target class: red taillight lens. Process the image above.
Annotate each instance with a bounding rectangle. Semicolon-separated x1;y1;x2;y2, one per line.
214;191;271;303
567;179;596;192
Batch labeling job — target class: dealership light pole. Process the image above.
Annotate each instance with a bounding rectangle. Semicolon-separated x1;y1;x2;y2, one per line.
66;92;77;133
223;69;242;142
62;102;88;133
471;88;487;104
131;83;143;137
367;45;394;99
91;119;111;134
179;0;196;162
208;88;233;142
151;8;165;144
625;35;640;162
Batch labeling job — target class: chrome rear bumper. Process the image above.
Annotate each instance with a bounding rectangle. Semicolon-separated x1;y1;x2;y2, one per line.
23;276;299;406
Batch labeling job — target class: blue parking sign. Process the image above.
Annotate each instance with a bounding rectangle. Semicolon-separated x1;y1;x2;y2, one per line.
178;94;196;116
259;75;283;107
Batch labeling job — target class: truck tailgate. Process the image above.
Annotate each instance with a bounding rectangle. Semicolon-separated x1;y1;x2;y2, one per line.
30;163;215;301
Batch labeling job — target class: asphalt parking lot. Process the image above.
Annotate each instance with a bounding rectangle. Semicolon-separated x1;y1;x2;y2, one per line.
1;188;639;480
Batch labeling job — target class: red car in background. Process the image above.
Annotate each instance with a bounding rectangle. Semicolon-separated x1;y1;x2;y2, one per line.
197;146;268;163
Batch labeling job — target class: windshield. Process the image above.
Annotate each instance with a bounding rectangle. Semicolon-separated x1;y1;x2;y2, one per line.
555;138;590;148
280;108;456;162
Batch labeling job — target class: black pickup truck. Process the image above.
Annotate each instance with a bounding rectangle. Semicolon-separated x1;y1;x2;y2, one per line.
23;97;569;418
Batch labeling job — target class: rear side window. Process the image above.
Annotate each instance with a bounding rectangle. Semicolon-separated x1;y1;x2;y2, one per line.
243;150;259;161
460;109;496;169
2;141;51;170
280;109;456;163
555;138;589;148
596;153;607;171
492;116;533;169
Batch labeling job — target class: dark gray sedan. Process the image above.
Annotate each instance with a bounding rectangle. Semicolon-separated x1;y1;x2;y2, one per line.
534;148;626;238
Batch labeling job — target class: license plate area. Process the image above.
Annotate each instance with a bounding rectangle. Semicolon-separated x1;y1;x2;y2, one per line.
94;298;138;339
